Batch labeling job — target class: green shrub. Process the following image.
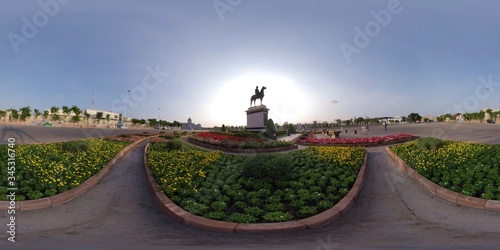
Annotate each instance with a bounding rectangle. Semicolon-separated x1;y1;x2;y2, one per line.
265;119;277;139
415;137;445;151
166;140;183;151
263;212;293;222
161;135;176;140
204;211;225;220
62;140;92;153
242;153;293;180
228;213;257;223
120;134;132;138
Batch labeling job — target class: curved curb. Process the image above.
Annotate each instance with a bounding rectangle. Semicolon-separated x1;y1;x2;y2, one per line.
386;146;500;211
0;136;154;211
144;143;368;232
185;137;298;154
295;136;419;147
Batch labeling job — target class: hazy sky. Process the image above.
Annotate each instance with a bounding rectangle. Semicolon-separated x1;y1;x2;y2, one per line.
2;0;500;127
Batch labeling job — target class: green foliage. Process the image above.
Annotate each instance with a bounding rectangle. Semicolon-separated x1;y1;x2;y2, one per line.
62;140;92;153
166;140;183;151
263;212;293;222
242;153;293;180
415;137;445;151
160;134;176;140
265;118;277;138
221;124;226;132
147;144;365;223
393;140;500;200
228;213;257;223
120;134;132;138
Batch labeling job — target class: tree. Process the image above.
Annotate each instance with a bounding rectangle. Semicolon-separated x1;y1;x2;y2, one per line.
172;120;181;128
335;119;341;126
0;110;6;122
71;106;82;123
8;108;19;122
221;124;226;132
84;110;90;122
34;109;41;119
106;114;111;124
148;118;157;127
288;123;296;134
131;118;141;126
62;106;71;122
43;110;49;120
354;117;365;125
19;106;31;122
408;113;422;123
96;112;103;124
50;106;60;121
265;118;277;139
51;113;61;122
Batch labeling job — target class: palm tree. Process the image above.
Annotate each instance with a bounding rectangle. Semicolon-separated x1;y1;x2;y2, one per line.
96;112;103;124
105;114;110;126
0;110;6;122
43;110;49;120
50;106;60;122
84;110;90;124
19;106;31;122
34;109;41;121
8;108;19;122
71;105;82;123
62;106;71;122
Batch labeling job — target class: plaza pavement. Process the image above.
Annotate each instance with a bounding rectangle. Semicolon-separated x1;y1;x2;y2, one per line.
1;122;500;249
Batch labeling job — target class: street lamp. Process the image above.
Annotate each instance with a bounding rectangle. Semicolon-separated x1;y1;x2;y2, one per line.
158;108;161;128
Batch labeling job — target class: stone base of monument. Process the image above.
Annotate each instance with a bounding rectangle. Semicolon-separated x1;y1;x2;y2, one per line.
246;105;269;131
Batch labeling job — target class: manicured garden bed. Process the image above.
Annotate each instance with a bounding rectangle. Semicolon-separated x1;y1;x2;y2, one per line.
0;138;131;201
296;132;417;147
147;140;365;223
189;132;294;150
391;138;500;200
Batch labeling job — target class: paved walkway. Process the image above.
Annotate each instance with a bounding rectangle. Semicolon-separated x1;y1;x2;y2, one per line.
1;123;500;249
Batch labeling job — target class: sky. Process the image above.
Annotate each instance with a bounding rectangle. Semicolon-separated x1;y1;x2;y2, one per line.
2;0;500;127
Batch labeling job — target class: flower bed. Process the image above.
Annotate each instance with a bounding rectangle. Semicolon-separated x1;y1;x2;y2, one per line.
190;132;293;149
147;143;365;223
102;133;153;142
0;138;130;201
391;138;500;200
296;132;417;146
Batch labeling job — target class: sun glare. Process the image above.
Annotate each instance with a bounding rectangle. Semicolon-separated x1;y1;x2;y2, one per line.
208;73;310;126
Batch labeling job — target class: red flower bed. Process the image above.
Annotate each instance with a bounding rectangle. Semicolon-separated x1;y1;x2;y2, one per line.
296;133;415;145
195;132;254;142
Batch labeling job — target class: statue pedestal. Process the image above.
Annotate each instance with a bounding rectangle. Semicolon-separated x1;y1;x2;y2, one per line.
246;105;269;131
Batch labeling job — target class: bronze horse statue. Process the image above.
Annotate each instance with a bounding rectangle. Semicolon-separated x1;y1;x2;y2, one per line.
251;86;266;107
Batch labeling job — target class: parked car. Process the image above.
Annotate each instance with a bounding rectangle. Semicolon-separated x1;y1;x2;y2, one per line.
486;119;495;123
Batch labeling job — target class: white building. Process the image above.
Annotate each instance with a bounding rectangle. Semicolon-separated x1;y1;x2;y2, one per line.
181;117;202;130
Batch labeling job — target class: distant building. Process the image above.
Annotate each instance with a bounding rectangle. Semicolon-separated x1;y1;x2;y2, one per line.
181;117;202;130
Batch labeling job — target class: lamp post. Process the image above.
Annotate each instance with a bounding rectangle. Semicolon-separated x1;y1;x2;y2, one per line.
158;108;161;128
126;90;130;126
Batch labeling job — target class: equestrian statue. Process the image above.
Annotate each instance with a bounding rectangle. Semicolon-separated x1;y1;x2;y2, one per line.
250;86;266;107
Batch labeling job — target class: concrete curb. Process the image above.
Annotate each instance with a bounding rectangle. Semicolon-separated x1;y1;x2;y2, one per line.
386;146;500;211
144;143;368;232
0;136;153;211
185;137;298;154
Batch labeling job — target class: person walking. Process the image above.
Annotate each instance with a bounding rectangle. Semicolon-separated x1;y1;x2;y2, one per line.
384;122;387;131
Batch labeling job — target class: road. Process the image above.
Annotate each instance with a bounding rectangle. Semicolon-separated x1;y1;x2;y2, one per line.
1;122;499;249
